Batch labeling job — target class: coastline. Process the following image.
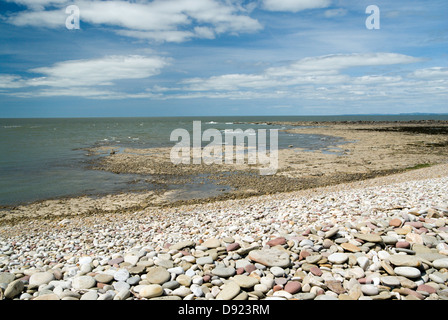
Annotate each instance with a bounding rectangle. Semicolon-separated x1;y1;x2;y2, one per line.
1;120;447;225
0;161;447;300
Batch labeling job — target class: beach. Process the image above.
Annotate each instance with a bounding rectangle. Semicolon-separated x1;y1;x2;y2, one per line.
1;120;448;300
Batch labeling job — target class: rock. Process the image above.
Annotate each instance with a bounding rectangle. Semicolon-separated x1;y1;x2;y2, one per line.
146;266;171;284
94;273;114;284
196;256;214;265
203;238;221;248
114;269;130;282
394;267;421;279
232;275;259;288
176;274;192;287
417;284;437;294
248;249;291;267
380;276;401;287
29;272;54;289
140;284;163;299
226;243;240;252
270;266;285;277
310;266;323;276
212;267;235;278
80;291;98;300
341;243;361;252
354;233;382;243
0;272;15;285
266;237;286;247
328;253;349;264
388;255;421;267
284;281;301;294
324;227;339;239
171;240;196;251
4;280;24;299
361;284;379;296
389;218;402;227
72;276;96;290
326;280;345;294
216;281;241;300
33;294;60;300
433;258;448;269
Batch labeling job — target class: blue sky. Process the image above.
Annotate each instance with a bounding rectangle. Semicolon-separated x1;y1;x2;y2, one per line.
0;0;447;117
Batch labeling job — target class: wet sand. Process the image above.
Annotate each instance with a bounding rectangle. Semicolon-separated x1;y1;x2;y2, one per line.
1;121;447;225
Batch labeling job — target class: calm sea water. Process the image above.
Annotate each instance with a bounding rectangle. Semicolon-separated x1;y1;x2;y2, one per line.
1;115;447;206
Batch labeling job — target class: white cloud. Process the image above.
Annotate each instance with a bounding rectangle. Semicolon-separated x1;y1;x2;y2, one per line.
28;55;169;87
324;8;347;18
5;0;262;42
0;55;169;99
262;0;331;13
411;67;448;79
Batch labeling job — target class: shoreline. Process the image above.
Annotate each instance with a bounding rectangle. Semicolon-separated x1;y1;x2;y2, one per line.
0;162;447;300
1;120;448;225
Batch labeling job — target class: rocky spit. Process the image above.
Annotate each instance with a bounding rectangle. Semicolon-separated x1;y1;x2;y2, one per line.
1;165;448;301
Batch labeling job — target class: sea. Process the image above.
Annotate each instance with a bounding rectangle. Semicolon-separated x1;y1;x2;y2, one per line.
1;115;447;207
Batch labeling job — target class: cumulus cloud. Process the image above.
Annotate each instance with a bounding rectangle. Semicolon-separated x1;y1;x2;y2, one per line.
5;0;262;42
0;55;169;98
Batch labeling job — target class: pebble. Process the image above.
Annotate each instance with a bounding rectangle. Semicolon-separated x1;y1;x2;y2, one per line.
146;267;171;284
140;285;163;299
1;169;448;301
394;267;422;279
328;253;349;264
72;276;96;290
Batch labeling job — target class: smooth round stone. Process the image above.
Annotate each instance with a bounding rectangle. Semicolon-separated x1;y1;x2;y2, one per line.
232;275;259;288
354;233;382;243
170;240;195;251
146;267;171;284
113;281;130;291
72;276;96;290
172;286;192;297
270;266;285;277
79;257;92;265
216;281;241;300
328;253;349;264
196;256;214;265
226;243;240;252
361;284;379;296
140;284;163;299
433;258;448;269
114;269;130;282
248;249;291;268
394;267;422;279
127;276;141;286
176;274;192;287
380;276;401;287
80;291;98;300
388;255;421;267
299;239;314;247
0;272;15;285
212;267;235;278
202;238;221;249
94;273;114;284
305;255;322;264
284;281;301;294
381;236;398;245
29;272;55;288
162;281;180;290
4;280;25;299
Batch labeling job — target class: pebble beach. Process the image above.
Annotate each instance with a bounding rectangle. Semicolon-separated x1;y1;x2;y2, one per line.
1;164;448;301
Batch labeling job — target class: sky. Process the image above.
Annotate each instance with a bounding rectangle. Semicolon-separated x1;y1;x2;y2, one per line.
0;0;447;117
